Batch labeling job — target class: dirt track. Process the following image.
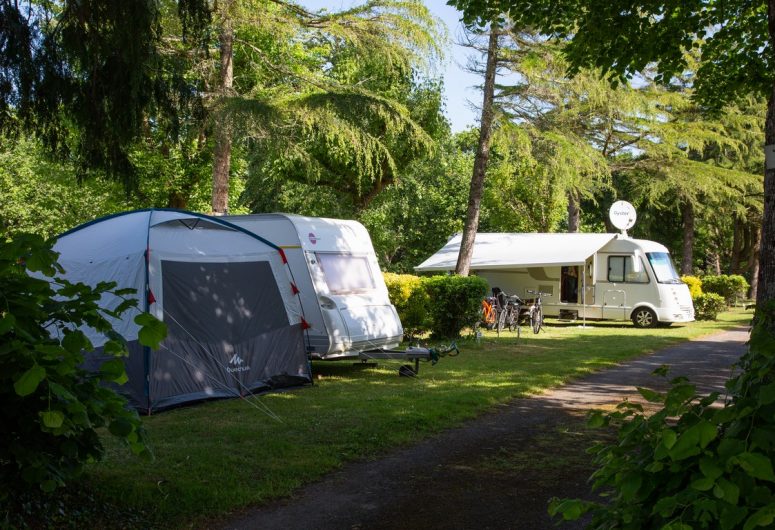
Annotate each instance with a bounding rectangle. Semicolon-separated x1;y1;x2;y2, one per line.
219;328;748;530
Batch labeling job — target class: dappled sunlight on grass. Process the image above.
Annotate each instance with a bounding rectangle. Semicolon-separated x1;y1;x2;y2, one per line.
85;309;752;527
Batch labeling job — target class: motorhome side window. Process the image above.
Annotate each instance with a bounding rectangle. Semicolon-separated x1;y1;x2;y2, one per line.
607;256;649;283
316;253;376;294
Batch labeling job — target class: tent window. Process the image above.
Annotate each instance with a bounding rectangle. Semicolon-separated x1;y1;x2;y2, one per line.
316;253;375;294
608;256;649;283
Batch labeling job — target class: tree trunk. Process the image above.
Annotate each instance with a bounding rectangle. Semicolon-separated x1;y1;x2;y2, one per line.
709;252;721;275
456;27;499;276
211;8;235;215
750;224;761;300
730;218;742;273
680;201;694;275
758;0;775;306
567;191;580;233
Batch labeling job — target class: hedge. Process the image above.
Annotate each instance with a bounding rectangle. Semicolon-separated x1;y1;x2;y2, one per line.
701;274;749;305
693;292;727;320
384;273;488;339
680;275;702;299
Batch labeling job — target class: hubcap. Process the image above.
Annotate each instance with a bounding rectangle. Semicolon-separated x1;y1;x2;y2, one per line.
637;311;653;326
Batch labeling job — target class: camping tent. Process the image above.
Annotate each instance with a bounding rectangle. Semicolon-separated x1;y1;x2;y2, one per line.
54;209;311;412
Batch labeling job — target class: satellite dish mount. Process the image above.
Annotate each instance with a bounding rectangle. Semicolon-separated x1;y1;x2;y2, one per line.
609;201;637;237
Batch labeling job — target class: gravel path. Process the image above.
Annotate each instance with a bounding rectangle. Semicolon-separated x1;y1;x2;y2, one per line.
219;328;749;530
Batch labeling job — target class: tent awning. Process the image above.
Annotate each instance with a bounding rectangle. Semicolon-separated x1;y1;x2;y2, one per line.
415;233;618;272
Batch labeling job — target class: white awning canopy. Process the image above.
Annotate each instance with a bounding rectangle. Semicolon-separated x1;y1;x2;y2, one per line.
415;233;618;272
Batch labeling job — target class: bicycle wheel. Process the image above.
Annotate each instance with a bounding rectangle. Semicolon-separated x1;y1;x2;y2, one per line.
507;308;518;333
532;307;543;334
497;307;507;335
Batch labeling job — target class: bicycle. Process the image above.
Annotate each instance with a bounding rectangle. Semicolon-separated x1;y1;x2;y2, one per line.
480;296;497;330
524;289;551;334
497;294;523;336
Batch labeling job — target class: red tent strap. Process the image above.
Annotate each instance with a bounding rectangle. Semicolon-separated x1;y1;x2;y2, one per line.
291;282;300;295
300;317;311;330
147;289;156;305
278;248;288;264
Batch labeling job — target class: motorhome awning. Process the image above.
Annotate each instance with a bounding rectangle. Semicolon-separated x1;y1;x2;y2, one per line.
415;233;618;272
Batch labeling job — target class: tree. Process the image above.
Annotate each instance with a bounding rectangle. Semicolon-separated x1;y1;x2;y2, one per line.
448;0;775;306
0;0;209;182
456;24;500;276
198;0;443;213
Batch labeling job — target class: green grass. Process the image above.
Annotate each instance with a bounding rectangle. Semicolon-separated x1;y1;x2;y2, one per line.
85;310;752;527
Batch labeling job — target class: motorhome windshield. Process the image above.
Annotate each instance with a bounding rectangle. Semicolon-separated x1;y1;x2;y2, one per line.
316;253;376;294
647;252;682;284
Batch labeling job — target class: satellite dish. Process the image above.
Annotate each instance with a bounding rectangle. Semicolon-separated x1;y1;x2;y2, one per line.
609;201;637;232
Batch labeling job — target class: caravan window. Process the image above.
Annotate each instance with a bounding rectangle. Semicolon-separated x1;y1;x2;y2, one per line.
608;256;649;283
316;253;376;294
647;252;682;284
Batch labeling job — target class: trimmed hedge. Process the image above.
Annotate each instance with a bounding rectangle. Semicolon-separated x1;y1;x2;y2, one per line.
701;274;749;305
423;275;489;339
693;292;726;320
383;272;430;337
680;275;702;299
384;272;488;339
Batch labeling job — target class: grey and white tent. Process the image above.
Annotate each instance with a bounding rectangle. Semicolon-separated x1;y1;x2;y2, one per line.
54;209;311;412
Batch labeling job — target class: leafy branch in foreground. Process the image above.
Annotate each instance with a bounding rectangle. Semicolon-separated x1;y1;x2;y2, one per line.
550;304;775;529
0;234;166;493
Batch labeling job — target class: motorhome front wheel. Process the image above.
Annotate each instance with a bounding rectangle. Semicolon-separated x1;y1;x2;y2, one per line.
631;307;657;328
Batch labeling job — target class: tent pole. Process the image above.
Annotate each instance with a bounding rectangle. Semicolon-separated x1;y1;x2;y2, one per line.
582;263;587;328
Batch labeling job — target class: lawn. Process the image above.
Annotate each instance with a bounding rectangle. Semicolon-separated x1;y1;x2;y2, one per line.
86;310;752;527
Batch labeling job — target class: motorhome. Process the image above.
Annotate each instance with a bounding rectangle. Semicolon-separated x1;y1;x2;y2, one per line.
224;214;403;358
415;232;695;328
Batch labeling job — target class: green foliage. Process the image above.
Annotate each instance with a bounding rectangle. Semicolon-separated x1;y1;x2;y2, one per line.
422;275;488;338
550;303;775;530
702;275;750;305
383;272;431;337
682;275;703;299
0;234;160;493
694;293;728;321
0;137;129;238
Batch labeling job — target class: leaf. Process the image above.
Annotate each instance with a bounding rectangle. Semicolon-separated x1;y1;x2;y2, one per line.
697;421;718;448
0;313;15;335
135;313;167;349
662;429;677;449
100;358;128;385
62;330;89;354
700;456;723;480
637;386;663;403
547;498;592;521
653;496;677;517
587;410;606;428
48;382;76;402
619;473;642;501
743;503;775;530
717;478;740;505
735;452;775;482
14;364;46;396
691;476;715;491
758;383;775;406
669;426;701;461
40;410;64;429
109;418;134;438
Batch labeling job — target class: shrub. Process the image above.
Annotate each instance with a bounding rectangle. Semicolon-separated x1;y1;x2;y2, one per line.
383;272;431;337
0;234;165;493
693;292;727;321
422;275;488;338
681;275;703;299
701;274;749;305
550;302;775;530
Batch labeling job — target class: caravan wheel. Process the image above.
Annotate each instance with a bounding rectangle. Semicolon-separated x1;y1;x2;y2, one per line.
631;307;657;328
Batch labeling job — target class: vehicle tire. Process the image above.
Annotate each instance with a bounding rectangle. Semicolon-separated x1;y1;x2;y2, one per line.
531;307;543;334
631;307;658;328
508;311;518;333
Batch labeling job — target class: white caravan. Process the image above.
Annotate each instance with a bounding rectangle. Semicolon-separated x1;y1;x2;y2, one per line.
415;232;695;328
224;214;403;358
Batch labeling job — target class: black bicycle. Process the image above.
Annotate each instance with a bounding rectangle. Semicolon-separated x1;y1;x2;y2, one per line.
524;289;551;334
